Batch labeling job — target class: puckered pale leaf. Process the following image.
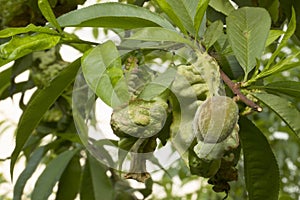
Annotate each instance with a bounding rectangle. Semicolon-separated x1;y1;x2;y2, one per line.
239;116;280;200
226;7;271;78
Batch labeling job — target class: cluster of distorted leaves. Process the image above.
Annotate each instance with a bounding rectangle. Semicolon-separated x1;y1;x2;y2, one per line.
0;0;86;28
110;52;168;182
31;48;69;88
110;49;241;198
173;59;240;198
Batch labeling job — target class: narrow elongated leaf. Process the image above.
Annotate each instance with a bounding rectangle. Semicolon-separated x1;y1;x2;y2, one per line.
86;155;114;200
239;116;279;200
209;0;235;16
194;0;210;35
252;92;300;137
226;7;271;78
263;81;300;99
256;52;300;79
265;8;296;69
56;155;82;200
265;29;284;47
129;27;194;47
13;146;46;200
10;59;81;178
203;20;223;50
0;67;11;97
82;41;129;108
57;3;174;30
38;0;62;32
153;0;187;34
80;158;95;200
31;149;80;200
0;33;60;67
0;24;58;38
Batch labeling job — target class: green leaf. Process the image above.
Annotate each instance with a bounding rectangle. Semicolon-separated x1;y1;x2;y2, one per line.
0;24;58;38
252;92;300;137
265;29;284;47
80;158;95;200
38;0;62;33
194;0;210;36
139;68;176;100
13;146;46;200
0;33;60;67
265;8;296;70
226;7;271;78
203;20;223;50
56;155;82;200
57;3;174;30
10;59;81;179
254;51;300;80
129;27;194;47
84;155;114;200
82;41;129;108
258;0;279;22
153;0;187;34
31;148;80;200
0;67;11;97
263;81;300;99
209;0;235;16
163;0;198;35
239;116;280;200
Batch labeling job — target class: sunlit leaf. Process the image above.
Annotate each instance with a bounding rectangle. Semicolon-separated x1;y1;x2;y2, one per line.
254;51;300;80
31;148;80;200
38;0;62;32
0;33;60;67
265;29;284;47
57;3;174;30
239;116;280;200
264;8;296;69
0;24;58;38
194;0;210;35
226;7;271;78
252;92;300;137
153;0;187;34
10;59;81;178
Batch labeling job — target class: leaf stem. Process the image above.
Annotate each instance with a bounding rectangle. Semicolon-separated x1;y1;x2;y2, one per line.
219;69;262;112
